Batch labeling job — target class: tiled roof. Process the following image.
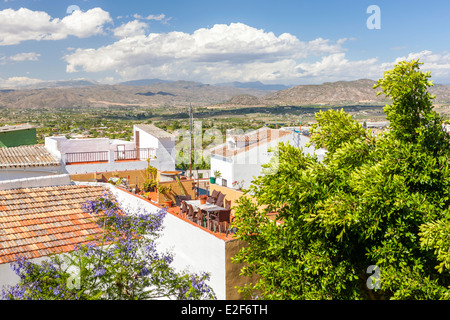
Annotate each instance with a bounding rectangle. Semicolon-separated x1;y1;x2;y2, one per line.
0;185;108;264
210;127;292;158
0;145;60;169
135;124;174;139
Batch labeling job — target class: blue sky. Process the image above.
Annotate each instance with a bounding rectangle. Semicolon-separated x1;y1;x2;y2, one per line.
1;0;450;87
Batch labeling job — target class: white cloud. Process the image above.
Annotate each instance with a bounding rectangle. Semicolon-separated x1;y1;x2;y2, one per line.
113;20;148;39
60;20;450;85
292;50;450;84
391;50;450;80
0;52;41;65
8;52;41;62
133;13;166;21
0;7;112;45
296;53;382;80
0;76;44;88
64;22;347;83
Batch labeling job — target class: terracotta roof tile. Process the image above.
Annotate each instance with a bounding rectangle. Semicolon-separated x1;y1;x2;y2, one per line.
0;184;109;265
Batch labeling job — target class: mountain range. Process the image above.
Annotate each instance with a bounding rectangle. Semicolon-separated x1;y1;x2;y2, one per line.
1;78;450;110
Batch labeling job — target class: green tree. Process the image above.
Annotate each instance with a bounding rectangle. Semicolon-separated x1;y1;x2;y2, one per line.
232;60;450;300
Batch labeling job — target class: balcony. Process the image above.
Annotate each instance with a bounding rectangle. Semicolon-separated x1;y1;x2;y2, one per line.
114;148;156;162
64;148;155;165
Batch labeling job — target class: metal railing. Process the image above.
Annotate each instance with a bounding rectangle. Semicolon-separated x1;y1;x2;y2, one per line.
64;148;156;165
114;148;156;161
65;151;109;164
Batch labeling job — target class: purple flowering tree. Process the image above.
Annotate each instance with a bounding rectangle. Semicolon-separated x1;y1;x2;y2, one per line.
1;191;215;300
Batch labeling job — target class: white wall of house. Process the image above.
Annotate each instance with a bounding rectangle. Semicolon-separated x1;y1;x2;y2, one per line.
0;166;64;181
46;128;177;174
61;159;153;175
44;136;63;159
210;131;326;190
109;139;136;151
0;256;48;289
157;136;176;172
210;155;234;188
0;174;72;190
133;126;175;172
45;135;164;174
0;261;17;288
91;183;227;300
45;136;111;155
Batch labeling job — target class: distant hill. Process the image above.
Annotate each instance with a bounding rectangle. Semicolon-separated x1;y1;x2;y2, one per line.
225;94;264;106
0;80;267;109
262;79;387;106
16;79;99;89
260;79;450;106
119;79;174;86
216;81;291;91
1;78;450;110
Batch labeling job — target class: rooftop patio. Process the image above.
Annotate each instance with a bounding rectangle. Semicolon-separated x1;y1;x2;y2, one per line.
64;148;156;165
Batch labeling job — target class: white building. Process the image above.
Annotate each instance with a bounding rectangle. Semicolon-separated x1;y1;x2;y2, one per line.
209;127;326;190
133;124;176;172
44;124;176;175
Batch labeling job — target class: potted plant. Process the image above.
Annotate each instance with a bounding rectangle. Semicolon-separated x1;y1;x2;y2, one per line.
232;180;245;190
144;179;157;192
199;195;208;205
157;184;173;207
210;170;221;184
144;163;158;192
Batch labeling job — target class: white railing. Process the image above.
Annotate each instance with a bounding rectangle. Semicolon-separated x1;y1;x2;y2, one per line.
65;148;156;165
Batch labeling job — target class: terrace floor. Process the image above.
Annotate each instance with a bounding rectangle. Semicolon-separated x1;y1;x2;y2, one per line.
119;187;237;241
166;205;236;241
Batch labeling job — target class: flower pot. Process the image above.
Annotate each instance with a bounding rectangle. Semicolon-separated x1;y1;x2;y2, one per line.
210;177;216;184
200;199;207;205
164;200;172;207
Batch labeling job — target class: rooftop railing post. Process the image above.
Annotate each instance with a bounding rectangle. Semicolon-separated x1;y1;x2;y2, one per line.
108;150;115;164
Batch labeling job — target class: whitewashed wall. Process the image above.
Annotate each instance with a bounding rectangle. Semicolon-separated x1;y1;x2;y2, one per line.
91;183;227;300
45;136;111;154
134;127;158;149
0;174;71;190
0;257;48;290
134;127;175;172
61;159;152;175
156;136;176;172
210;155;234;188
109;139;136;151
0;262;17;288
44;136;63;160
45;135;160;175
0;166;64;181
210;131;326;190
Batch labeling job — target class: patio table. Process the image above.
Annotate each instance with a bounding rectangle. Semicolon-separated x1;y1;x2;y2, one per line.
185;200;227;213
186;200;228;224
